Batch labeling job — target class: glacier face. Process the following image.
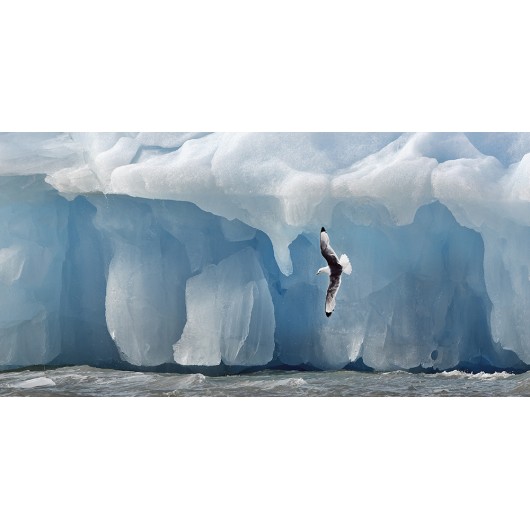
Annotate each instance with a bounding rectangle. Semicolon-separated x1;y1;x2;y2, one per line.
1;132;530;372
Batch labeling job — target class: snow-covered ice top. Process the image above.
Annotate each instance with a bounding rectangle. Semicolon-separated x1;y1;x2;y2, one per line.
3;131;530;275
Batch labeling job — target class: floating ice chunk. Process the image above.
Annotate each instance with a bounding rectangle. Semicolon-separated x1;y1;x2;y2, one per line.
3;132;530;372
14;376;56;389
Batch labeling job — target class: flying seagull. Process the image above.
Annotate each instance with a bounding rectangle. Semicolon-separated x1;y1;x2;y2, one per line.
317;227;352;317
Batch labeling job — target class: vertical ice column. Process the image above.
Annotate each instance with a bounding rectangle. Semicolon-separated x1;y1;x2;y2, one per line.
0;177;67;368
481;222;530;362
93;197;189;367
59;197;120;365
173;247;275;367
105;239;186;366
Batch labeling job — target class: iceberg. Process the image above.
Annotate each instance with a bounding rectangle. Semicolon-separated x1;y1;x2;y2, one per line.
1;131;530;372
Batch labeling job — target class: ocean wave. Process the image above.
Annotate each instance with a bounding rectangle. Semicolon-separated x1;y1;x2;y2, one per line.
175;373;207;387
228;376;307;392
433;370;514;380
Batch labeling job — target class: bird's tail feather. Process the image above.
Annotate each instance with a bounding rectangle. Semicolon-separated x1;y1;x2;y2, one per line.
339;254;352;275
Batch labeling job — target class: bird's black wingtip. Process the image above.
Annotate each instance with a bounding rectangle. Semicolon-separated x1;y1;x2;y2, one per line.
321;227;326;232
326;311;332;317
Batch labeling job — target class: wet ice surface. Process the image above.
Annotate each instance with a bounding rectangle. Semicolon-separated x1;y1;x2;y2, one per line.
1;366;530;397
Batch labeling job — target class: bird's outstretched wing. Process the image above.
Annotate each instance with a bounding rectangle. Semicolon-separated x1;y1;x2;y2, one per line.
325;273;341;317
320;228;342;273
320;227;344;317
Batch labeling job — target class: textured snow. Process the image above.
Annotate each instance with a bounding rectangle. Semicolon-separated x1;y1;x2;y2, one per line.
1;132;530;372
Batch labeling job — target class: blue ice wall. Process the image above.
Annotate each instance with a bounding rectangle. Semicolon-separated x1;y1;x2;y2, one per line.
274;200;524;371
2;180;523;372
1;132;530;372
0;176;68;369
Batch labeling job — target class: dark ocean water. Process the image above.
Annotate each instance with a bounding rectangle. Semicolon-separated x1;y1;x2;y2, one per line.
1;365;529;396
